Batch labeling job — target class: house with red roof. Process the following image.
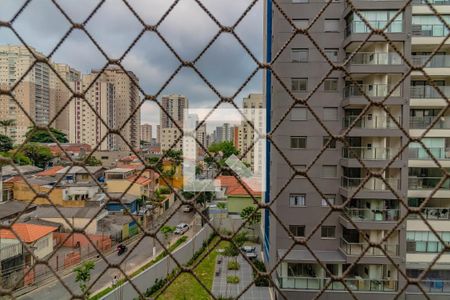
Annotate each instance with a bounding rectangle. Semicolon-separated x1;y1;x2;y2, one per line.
0;223;58;261
216;176;261;216
105;168;158;201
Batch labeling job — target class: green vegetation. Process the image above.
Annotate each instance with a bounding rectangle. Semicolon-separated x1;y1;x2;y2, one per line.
223;231;248;257
226;275;240;284
74;260;95;297
157;237;222;300
227;260;240;270
252;259;270;287
26;126;69;143
160;225;176;247
0;150;32;165
21;143;53;168
240;206;261;226
0;135;13;152
83;156;102;166
206;141;239;168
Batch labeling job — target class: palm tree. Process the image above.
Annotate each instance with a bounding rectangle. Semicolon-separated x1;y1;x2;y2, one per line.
0;119;15;135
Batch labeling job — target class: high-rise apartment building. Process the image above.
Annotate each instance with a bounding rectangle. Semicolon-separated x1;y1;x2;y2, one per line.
0;45;54;144
140;124;152;143
160;94;188;151
70;67;140;151
265;1;450;298
156;125;161;144
239;93;264;175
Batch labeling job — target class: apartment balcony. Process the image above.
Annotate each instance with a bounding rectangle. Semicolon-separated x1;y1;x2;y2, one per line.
411;280;450;294
410;86;450;107
408;177;450;190
340;238;400;257
408;147;450;160
408;207;450;220
343;115;401;129
278;276;398;292
410;116;450;129
346;52;405;73
341;207;400;230
346;21;403;37
413;0;450;5
342;147;398;160
413;24;448;37
344;84;402;99
412;54;450;68
341;177;401;199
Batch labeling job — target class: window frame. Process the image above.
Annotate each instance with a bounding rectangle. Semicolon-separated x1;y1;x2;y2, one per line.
289;225;306;237
290;136;307;149
289;193;306;207
321;225;336;239
291;78;308;92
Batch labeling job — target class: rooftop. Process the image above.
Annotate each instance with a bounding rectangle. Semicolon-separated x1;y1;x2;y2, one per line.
0;201;36;221
106;193;138;204
2;165;42;178
105;168;135;174
26;206;107;219
0;223;57;243
127;175;152;186
217;176;261;197
56;166;104;175
35;166;65;177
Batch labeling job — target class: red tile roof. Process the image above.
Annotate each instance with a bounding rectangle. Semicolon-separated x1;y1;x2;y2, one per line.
127;175;152;186
0;223;57;243
217;176;261;197
35;166;65;177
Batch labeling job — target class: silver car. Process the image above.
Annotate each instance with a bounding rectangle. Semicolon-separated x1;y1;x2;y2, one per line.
174;223;189;235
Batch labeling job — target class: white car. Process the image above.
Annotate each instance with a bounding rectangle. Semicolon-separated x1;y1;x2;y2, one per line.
174;223;189;235
182;205;193;213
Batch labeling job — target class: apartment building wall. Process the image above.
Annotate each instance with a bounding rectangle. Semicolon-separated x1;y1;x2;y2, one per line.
140;123;152;143
160;94;188;151
267;1;412;299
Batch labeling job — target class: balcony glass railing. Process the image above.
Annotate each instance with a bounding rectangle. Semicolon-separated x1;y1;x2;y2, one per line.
341;176;401;191
343;115;401;129
408;147;450;160
408;207;450;220
344;207;400;221
344;84;402;98
418;280;450;293
349;52;402;65
410;85;450;98
346;20;403;36
413;24;449;37
408;177;450;190
340;238;400;256
342;147;397;160
412;55;450;68
413;0;450;4
278;276;398;291
410;116;450;129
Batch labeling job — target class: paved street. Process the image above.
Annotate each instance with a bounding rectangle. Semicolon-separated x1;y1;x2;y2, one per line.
18;209;197;300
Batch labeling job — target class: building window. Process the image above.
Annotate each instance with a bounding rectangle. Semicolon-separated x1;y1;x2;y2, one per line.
291;48;309;62
292;0;308;3
321;226;336;238
289;225;306;237
324;107;338;120
324;19;340;32
322;165;337;178
293;19;309;29
324;78;338;92
289;194;306;207
290;136;306;149
291;107;307;120
323;137;336;149
407;231;450;253
291;78;307;92
324;48;339;62
321;194;336;207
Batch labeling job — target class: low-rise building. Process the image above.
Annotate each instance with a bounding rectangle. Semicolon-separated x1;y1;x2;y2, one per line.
105;168;157;201
0;201;36;225
216;175;261;216
105;193;141;214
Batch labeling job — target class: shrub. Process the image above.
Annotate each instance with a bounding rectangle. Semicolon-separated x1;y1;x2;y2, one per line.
252;259;270;287
227;260;240;270
226;275;240;284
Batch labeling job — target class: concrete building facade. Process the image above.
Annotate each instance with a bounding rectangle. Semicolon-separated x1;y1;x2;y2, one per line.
140;123;152;143
160;94;188;151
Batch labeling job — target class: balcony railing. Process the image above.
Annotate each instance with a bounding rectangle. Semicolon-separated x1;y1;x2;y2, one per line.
412;24;449;37
418;280;450;293
346;20;403;36
348;52;402;65
412;55;450;68
344;84;402;98
278;276;398;291
408;147;450;160
410;85;450;98
410;116;450;129
408;177;450;190
343;115;401;129
340;238;400;256
342;147;397;160
344;207;400;221
408;207;450;220
413;0;450;4
341;176;401;191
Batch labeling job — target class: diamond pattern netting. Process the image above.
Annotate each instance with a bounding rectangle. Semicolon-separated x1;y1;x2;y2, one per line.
0;0;449;299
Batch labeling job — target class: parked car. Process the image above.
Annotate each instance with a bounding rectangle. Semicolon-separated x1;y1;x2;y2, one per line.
182;205;193;213
240;246;257;259
175;223;189;235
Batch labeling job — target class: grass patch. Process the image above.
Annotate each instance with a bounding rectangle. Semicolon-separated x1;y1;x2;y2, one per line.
157;238;227;300
89;236;188;300
226;275;240;284
227;260;240;270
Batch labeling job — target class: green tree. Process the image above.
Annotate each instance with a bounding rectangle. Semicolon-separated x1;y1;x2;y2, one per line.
0;119;15;135
0;151;32;165
74;260;95;297
165;149;183;165
206;141;239;168
160;225;175;246
21;143;53;168
148;156;163;172
83;156;102;166
240;206;261;226
26;127;69;143
0;135;13;152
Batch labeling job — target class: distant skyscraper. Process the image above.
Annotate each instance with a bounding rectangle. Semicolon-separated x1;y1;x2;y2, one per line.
140;124;152;143
156;125;161;144
160;94;188;151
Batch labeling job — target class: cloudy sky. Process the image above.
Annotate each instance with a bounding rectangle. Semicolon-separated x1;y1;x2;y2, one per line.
0;0;263;134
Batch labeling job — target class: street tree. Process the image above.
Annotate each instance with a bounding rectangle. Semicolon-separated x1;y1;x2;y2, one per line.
22;143;53;168
160;225;175;247
0;135;13;152
26;127;69;143
74;260;95;297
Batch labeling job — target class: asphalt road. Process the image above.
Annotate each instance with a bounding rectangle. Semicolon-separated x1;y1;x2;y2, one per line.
19;210;197;300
